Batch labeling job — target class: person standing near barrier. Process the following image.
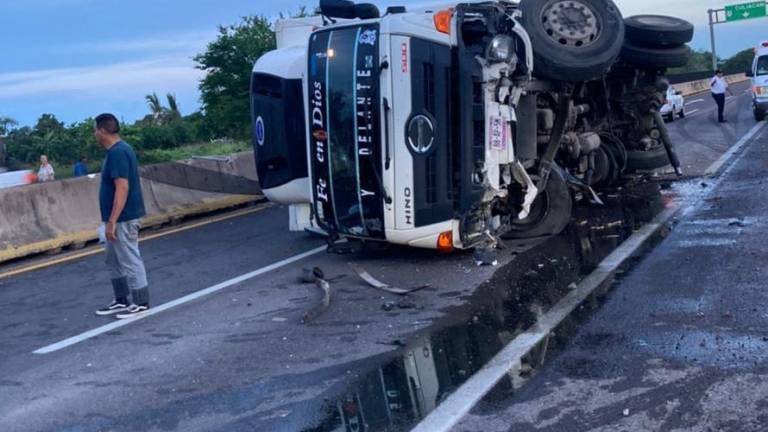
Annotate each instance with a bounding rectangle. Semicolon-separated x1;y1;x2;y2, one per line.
93;113;151;319
73;156;88;177
710;70;733;123
37;155;55;182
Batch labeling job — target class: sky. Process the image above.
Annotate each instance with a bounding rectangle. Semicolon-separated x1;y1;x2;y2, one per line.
0;0;764;127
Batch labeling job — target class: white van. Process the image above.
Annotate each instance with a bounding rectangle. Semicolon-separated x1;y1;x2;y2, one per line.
748;41;768;121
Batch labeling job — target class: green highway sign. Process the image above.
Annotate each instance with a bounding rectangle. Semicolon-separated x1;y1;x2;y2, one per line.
725;1;767;22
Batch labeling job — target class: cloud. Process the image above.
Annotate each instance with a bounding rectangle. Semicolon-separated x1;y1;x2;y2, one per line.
0;58;204;100
63;31;216;55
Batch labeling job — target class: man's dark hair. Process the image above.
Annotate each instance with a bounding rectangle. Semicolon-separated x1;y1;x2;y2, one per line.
715;69;723;75
95;113;120;134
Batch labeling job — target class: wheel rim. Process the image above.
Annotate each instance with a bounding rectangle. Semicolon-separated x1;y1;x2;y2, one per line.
541;0;601;48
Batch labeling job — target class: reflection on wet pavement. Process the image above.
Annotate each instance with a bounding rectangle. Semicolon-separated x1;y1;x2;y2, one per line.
302;180;667;431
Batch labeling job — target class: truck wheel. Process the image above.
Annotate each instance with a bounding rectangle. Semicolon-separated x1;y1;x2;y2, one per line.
624;15;694;47
503;166;573;239
520;0;625;82
625;145;671;172
755;109;766;122
620;41;691;69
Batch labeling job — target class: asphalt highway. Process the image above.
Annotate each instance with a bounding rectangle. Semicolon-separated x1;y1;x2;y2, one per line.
0;81;757;432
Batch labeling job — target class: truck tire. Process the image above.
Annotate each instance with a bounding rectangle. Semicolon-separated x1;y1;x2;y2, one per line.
520;0;625;82
503;166;573;239
756;108;766;122
624;15;694;47
620;41;691;69
625;145;671;172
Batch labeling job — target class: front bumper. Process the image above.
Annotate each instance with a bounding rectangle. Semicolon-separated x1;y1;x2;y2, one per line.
754;98;768;112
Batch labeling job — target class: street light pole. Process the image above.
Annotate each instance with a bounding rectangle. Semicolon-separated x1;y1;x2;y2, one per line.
708;9;718;71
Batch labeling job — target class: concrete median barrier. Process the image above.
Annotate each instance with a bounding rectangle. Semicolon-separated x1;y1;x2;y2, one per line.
676;73;749;97
0;151;261;264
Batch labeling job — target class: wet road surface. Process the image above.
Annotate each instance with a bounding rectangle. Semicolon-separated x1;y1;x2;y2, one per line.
0;82;759;432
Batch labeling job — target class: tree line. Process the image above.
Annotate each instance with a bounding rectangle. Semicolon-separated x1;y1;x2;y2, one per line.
670;48;756;76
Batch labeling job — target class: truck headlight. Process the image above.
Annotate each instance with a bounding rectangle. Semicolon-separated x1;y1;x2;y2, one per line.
486;35;515;63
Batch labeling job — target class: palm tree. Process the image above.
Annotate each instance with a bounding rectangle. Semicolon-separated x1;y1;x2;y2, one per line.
145;93;164;123
166;94;181;121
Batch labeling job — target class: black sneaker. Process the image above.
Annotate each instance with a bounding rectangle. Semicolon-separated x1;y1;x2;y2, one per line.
115;304;150;319
96;301;131;316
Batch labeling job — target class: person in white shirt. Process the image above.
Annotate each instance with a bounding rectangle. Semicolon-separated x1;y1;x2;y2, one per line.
710;70;734;123
37;154;55;182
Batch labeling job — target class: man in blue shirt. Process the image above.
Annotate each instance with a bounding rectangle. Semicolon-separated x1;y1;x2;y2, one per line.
93;113;151;319
73;157;88;177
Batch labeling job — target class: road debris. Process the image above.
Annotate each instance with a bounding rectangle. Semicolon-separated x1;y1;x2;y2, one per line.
349;263;430;295
474;248;499;267
300;267;332;324
299;267;325;284
728;219;748;228
397;298;418;310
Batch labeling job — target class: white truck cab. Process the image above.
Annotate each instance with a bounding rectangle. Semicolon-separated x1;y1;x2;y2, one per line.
251;0;693;252
748;41;768;121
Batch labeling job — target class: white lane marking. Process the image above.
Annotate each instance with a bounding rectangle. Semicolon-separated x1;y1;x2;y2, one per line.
684;216;760;226
674;238;738;248
686;109;700;115
409;206;679;432
705;121;768;176
410;120;768;432
687;99;704;105
33;245;327;354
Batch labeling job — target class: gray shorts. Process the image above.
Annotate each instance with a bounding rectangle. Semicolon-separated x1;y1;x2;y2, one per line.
105;219;148;291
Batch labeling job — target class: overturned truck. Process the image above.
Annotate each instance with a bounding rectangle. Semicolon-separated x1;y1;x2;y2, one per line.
251;0;693;251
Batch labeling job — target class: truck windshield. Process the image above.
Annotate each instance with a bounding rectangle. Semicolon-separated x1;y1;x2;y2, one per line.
308;24;385;238
758;56;768;76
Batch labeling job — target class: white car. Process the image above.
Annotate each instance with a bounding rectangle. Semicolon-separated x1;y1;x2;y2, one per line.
661;86;685;121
